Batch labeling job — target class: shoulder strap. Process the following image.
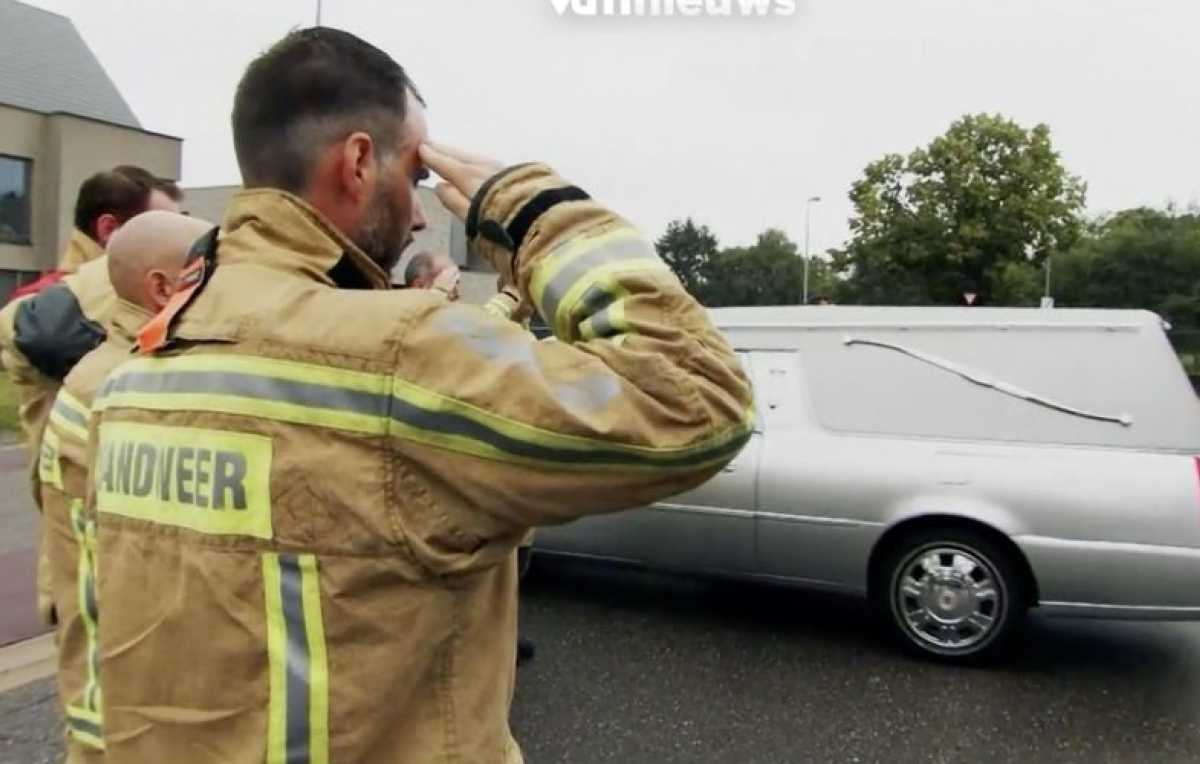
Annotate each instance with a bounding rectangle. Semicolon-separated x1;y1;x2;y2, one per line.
136;226;220;354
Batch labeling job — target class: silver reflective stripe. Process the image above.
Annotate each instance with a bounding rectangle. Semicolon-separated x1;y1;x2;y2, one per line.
53;395;89;429
101;370;391;418
70;506;101;714
66;714;102;740
83;561;99;710
279;555;311;764
541;237;655;329
587;307;622;340
103;367;748;468
389;396;749;468
575;284;616;321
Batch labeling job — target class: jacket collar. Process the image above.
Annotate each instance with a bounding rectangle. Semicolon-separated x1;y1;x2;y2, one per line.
58;229;105;274
109;298;153;348
218;189;392;290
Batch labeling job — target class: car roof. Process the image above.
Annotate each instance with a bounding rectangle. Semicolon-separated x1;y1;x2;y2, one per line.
708;305;1165;331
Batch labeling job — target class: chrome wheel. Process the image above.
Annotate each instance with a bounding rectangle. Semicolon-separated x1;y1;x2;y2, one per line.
892;544;1007;654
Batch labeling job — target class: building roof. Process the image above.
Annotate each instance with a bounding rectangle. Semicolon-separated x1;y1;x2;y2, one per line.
0;0;140;128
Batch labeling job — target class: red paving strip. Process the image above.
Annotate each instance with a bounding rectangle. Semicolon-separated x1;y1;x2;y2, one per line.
0;547;49;647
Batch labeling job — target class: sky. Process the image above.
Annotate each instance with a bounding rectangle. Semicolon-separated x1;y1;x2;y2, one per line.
25;0;1200;255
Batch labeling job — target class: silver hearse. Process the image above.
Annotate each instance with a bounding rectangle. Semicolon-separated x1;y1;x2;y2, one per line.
536;306;1200;662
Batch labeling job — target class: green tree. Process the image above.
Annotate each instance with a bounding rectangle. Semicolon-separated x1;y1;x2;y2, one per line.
704;229;837;307
1053;206;1200;370
655;218;719;299
832;113;1087;306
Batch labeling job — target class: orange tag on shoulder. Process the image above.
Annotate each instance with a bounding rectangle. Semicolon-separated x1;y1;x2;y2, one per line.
136;228;218;354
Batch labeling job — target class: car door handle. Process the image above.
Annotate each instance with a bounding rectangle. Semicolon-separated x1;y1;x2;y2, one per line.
722;464;737;473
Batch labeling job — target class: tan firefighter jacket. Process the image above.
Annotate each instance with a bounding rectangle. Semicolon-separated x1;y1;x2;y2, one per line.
59;229;106;274
0;255;113;624
89;164;754;763
0;255;114;449
41;299;147;762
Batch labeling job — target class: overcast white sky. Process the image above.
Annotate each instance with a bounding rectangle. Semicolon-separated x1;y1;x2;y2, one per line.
26;0;1200;254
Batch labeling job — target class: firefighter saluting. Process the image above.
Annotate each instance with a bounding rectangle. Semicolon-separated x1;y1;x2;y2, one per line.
89;28;754;763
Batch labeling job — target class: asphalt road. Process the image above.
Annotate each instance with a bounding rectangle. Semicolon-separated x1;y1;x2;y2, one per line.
5;556;1200;763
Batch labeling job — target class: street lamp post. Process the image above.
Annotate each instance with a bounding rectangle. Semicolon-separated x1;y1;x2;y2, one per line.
803;196;822;305
1043;254;1053;306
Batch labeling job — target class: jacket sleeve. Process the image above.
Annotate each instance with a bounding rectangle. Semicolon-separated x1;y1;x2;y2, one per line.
0;294;59;448
388;164;754;570
0;281;105;447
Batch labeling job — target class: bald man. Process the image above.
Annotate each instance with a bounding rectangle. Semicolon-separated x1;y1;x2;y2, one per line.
40;211;213;761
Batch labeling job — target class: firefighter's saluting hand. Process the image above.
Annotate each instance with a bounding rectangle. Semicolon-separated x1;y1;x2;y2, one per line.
422;142;504;220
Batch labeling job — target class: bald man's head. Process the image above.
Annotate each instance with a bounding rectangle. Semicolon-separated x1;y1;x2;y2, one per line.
106;211;213;313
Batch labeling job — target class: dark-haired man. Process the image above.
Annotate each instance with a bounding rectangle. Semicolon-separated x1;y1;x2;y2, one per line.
59;166;182;273
91;28;752;763
0;165;180;446
1;165;180;430
0;167;181;639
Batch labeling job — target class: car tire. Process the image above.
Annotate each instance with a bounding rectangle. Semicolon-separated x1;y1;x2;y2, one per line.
874;526;1027;664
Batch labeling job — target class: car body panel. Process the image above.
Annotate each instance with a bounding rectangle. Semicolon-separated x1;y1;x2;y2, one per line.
536;307;1200;619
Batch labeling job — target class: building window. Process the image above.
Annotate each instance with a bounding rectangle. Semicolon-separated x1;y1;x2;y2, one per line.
0;155;33;245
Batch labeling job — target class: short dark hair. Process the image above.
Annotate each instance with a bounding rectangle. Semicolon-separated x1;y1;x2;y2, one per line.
231;27;423;193
73;166;182;241
404;252;433;286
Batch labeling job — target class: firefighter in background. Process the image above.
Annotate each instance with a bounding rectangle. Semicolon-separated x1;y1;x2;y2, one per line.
403;250;461;298
89;28;752;762
40;211;211;761
0;167;180;637
8;167;181;302
2;167;182;444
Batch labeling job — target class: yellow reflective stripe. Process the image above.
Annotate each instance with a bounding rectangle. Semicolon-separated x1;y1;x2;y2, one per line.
262;554;287;764
482;293;516;320
94;355;392;435
49;410;89;443
263;553;329;764
96;390;388;436
57;389;91;423
97;353;751;471
65;705;105;750
609;300;629;333
579;299;630;342
49;409;89;443
38;427;64;490
65;704;102;724
529;227;641;307
49;397;90;443
552;259;666;338
111;354;388;395
69;502;101;717
390;375;750;466
300;555;330;764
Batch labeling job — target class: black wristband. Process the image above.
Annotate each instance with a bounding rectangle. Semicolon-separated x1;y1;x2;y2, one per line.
465;163;537;241
506;186;590;254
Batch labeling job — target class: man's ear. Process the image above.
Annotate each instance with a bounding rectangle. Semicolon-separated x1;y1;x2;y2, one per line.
145;269;174;313
94;213;120;247
340;132;377;206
